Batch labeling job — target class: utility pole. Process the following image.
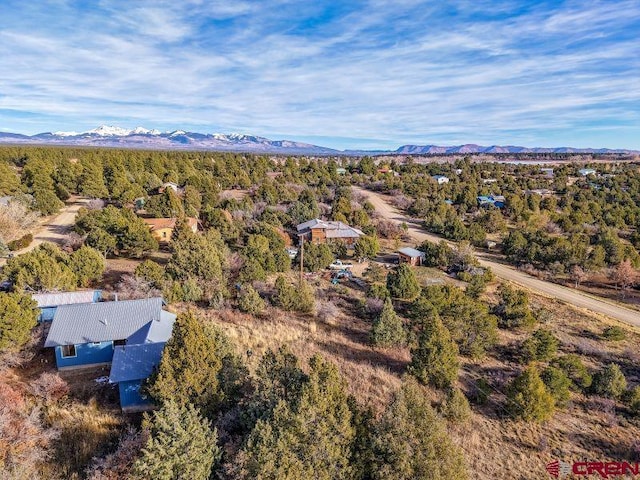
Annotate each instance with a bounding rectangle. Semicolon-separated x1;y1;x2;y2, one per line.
299;235;304;282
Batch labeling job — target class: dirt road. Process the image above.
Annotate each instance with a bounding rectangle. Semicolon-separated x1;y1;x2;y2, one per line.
355;187;640;327
0;196;90;267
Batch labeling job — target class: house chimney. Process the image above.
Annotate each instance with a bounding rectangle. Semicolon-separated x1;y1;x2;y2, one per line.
114;293;118;302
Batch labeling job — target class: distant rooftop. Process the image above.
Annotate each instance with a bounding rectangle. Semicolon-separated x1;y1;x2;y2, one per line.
398;247;425;258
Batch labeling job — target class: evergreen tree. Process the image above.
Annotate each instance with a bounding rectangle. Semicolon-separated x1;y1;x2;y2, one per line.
242;355;355;480
371;298;406;348
387;264;421;300
551;354;592;390
372;377;468;480
540;366;571;407
521;329;559;363
238;285;266;315
493;284;535;329
0;292;39;352
146;189;184;218
147;312;234;416
68;246;105;287
506;365;555;422
409;314;459;389
440;387;472;424
354;235;380;261
591;363;627;399
134;260;165;288
274;275;297;311
79;158;109;199
132;401;219;480
167;233;223;282
3;244;78;291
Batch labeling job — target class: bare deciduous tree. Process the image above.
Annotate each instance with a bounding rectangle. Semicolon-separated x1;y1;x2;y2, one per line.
0;202;39;244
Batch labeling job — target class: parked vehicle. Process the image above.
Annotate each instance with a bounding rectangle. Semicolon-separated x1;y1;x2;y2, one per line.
329;259;353;270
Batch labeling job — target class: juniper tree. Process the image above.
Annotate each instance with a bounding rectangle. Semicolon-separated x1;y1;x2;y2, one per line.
372;377;468;480
68;246;105;287
0;292;38;352
242;355;355;480
506;365;555;422
409;314;459;389
371;298;406;348
146;311;240;417
387;264;421;300
131;401;220;480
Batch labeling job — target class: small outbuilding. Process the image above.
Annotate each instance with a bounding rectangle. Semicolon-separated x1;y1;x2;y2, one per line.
578;168;596;176
398;247;426;266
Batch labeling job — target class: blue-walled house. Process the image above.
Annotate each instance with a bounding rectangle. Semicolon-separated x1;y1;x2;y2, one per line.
44;297;175;368
477;195;506;209
109;342;167;412
44;297;176;411
33;290;102;322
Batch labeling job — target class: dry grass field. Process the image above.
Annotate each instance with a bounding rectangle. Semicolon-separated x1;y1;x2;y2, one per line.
196;274;640;480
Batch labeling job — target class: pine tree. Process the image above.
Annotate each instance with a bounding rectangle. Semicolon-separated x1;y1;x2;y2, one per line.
591;363;627;399
506;365;555;422
79;158;109;199
493;284;536;329
131;401;220;480
372;377;468;480
409;314;459;389
0;292;39;352
371;298;406;348
387;264;421;300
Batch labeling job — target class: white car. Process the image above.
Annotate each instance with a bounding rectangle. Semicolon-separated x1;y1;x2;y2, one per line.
329;260;353;270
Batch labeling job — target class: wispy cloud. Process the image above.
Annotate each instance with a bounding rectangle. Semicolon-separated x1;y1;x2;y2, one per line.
0;0;638;149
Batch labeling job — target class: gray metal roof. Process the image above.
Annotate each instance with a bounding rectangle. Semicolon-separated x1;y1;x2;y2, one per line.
296;218;364;238
398;247;425;258
125;311;176;345
32;290;100;308
44;297;169;347
109;342;166;383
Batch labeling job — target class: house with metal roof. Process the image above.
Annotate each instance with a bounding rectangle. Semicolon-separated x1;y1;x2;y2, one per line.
109;342;167;412
398;247;426;266
44;297;176;370
32;290;102;322
296;219;364;245
432;175;450;185
578;168;596;176
477;195;505;209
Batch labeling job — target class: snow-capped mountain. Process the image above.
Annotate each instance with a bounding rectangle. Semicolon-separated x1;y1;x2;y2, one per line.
0;125;636;155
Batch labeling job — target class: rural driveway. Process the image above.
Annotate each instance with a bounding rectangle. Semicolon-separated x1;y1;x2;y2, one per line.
354;187;640;327
0;196;90;267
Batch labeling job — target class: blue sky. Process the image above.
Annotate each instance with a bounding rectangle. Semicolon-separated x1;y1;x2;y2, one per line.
0;0;639;149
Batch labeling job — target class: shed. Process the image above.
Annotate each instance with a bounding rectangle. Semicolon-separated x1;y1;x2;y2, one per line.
398;247;426;266
432;175;449;185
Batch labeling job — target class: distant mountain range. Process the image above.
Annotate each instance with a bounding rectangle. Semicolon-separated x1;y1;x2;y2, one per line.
0;125;637;155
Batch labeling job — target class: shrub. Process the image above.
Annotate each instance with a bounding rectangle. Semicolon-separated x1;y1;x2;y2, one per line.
521;329;559;363
238;285;266;315
591;363;627;399
506;365;555;422
601;326;626;342
366;283;390;300
30;372;70;403
7;233;33;251
0;292;39;352
471;378;491;405
440;387;471;424
551;354;592;390
625;386;640;416
540;366;571;407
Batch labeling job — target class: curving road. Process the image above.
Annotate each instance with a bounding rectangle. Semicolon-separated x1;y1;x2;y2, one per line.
0;196;90;267
355;187;640;327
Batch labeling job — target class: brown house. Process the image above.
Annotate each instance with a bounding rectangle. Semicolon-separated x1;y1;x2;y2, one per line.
296;219;364;245
398;247;426;266
143;217;198;242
